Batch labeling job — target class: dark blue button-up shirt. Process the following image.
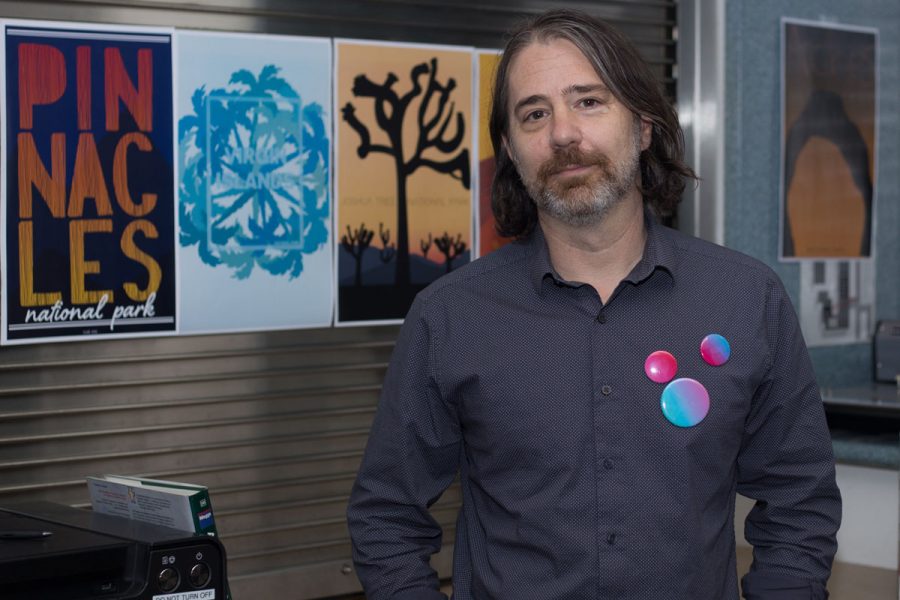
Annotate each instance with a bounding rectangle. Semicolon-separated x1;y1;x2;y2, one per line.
348;216;841;599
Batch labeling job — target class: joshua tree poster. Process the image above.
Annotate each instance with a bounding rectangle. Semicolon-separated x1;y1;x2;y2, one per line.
177;31;333;333
335;40;474;325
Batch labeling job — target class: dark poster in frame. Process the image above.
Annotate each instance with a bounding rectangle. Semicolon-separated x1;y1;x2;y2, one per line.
780;19;877;260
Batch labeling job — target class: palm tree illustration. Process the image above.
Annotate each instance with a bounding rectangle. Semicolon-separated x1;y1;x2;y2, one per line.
342;58;470;286
209;66;302;249
179;65;329;280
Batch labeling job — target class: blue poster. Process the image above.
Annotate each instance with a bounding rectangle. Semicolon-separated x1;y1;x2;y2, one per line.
1;21;176;344
176;31;333;333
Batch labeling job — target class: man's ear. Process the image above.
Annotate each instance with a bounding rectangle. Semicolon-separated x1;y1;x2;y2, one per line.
640;117;652;151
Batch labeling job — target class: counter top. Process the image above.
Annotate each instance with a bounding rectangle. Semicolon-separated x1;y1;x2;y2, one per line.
823;383;900;416
823;383;900;469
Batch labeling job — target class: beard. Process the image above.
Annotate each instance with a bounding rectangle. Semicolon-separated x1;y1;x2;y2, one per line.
518;123;642;227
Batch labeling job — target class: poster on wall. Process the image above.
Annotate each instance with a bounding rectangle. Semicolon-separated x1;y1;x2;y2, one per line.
334;40;474;325
475;49;510;257
780;19;878;260
176;31;333;334
1;21;176;344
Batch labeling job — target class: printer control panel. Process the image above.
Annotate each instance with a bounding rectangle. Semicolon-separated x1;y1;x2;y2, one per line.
148;541;223;599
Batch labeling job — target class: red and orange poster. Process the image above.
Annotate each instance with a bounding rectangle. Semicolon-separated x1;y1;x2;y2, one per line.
334;40;474;325
781;19;877;259
475;49;510;257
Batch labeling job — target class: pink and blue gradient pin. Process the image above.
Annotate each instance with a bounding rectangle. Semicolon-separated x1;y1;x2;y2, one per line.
660;378;710;427
700;334;731;366
644;333;731;428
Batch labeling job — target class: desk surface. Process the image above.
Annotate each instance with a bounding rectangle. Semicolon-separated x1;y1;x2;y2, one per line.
822;384;900;469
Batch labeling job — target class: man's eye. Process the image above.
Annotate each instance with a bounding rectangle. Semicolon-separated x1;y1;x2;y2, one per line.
580;98;601;108
524;110;546;121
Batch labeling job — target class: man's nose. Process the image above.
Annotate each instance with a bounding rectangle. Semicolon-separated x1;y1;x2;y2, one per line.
549;111;582;148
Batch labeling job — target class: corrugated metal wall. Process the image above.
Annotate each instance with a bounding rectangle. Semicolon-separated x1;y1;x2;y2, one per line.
0;1;677;597
0;326;411;597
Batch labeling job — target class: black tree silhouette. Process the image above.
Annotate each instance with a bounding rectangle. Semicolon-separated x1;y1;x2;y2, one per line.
342;58;470;286
378;223;396;264
420;233;433;261
341;223;374;286
435;231;467;273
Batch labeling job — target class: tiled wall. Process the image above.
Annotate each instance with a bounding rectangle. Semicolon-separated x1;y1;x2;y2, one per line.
724;0;900;387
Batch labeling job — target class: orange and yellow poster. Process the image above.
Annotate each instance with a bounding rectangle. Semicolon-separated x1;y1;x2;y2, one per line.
781;19;877;259
335;40;474;324
475;49;510;257
1;21;177;344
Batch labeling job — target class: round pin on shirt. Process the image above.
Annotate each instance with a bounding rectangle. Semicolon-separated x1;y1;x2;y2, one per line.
644;351;677;384
700;334;731;366
660;378;710;427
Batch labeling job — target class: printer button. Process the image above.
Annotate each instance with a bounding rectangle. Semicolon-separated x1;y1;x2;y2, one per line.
158;567;180;592
190;562;211;588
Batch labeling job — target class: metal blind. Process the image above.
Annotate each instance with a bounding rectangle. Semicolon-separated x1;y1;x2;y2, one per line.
0;1;677;597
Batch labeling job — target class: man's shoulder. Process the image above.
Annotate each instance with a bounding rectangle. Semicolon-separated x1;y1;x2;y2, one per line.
664;226;780;284
415;240;529;305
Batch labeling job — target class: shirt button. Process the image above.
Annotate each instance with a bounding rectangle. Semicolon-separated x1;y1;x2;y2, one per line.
603;458;614;470
607;533;616;545
601;385;612;396
596;313;607;324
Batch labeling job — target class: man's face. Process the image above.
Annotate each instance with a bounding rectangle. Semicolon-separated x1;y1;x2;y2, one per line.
503;38;651;226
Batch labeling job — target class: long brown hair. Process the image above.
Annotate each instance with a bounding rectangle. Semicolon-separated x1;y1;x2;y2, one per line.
490;9;697;239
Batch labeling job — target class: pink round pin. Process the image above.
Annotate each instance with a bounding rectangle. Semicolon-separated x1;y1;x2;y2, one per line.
645;350;677;384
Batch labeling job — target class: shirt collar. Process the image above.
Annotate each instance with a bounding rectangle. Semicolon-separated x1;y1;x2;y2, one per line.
525;209;678;296
624;210;677;285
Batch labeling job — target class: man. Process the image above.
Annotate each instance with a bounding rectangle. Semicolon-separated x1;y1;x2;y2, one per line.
348;9;841;600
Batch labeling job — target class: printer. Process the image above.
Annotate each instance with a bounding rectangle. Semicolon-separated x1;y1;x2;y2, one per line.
0;501;227;599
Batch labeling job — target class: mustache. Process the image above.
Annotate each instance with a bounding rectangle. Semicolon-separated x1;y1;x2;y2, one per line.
537;147;611;180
